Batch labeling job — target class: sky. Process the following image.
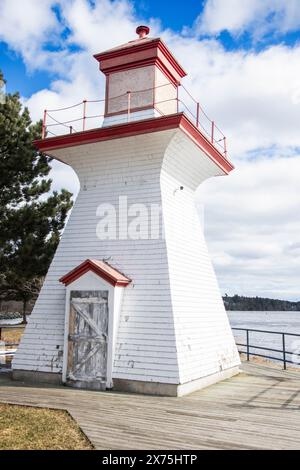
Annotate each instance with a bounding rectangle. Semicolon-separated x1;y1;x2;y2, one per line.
0;0;300;300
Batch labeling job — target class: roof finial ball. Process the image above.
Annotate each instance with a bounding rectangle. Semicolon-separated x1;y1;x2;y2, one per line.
136;25;150;39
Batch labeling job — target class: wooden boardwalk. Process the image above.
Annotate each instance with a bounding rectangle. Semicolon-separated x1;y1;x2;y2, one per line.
0;363;300;450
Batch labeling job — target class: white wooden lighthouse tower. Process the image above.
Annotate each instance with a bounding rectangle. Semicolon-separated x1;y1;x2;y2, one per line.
13;26;240;395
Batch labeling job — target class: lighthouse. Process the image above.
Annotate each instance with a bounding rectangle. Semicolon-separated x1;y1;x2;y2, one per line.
12;26;240;395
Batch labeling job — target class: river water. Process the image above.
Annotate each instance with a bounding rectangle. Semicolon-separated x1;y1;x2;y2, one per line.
228;311;300;366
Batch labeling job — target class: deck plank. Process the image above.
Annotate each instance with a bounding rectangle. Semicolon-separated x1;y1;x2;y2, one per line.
0;363;299;450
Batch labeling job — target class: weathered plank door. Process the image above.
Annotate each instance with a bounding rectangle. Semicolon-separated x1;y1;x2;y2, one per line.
67;290;109;390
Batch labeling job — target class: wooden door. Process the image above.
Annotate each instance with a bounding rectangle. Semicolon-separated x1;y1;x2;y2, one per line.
67;290;109;390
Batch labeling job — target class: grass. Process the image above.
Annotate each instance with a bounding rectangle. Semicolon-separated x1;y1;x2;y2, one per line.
0;404;94;450
0;326;24;344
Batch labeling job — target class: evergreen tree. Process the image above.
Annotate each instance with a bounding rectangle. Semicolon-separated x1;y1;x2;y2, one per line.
223;294;300;311
0;71;73;322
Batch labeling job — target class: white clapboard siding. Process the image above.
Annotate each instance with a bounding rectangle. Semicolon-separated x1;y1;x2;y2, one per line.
14;130;181;383
13;127;240;385
161;132;240;384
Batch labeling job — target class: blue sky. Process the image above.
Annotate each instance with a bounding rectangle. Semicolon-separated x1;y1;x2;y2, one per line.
0;42;51;95
2;0;300;97
1;0;300;300
0;0;205;95
1;0;205;95
133;0;206;32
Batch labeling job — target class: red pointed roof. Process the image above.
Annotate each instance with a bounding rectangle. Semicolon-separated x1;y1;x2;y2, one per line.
59;259;131;287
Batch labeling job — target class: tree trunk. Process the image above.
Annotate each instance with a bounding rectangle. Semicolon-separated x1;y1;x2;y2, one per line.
22;299;27;324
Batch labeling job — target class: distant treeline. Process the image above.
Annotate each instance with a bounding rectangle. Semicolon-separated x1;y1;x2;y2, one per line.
223;294;300;311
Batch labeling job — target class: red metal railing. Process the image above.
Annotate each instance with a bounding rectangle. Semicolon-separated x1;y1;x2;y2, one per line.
41;83;228;158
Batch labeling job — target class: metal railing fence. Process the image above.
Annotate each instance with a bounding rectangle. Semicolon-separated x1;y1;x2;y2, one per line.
40;82;228;157
232;327;300;370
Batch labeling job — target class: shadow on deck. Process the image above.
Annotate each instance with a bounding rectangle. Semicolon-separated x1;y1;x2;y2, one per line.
0;362;299;450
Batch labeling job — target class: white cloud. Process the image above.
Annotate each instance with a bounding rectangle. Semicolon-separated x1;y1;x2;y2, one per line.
1;0;300;300
165;37;300;158
50;159;80;195
195;0;300;38
60;0;137;51
25;25;300;160
0;0;63;70
197;154;300;299
24;0;148;123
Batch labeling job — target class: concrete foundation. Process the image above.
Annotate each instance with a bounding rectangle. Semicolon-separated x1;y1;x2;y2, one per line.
12;369;62;385
12;366;240;397
65;379;107;391
113;366;240;397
